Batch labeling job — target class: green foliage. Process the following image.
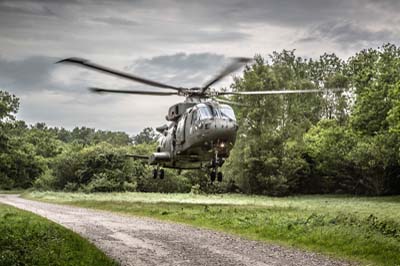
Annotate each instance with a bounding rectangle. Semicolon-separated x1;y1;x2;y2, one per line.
224;46;400;196
132;127;158;144
49;143;137;192
0;130;46;189
387;81;400;133
137;170;191;193
349;44;400;135
349;133;400;195
0;91;19;153
304;119;357;193
48;126;133;146
225;51;350;195
33;168;57;191
0;203;117;266
34;141;193;193
0;90;19;122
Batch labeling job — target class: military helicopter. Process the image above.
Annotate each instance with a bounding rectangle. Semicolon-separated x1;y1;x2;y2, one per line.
57;57;332;182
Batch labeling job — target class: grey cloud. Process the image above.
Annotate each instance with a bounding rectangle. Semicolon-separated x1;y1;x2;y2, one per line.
1;0;400;133
0;0;391;30
130;53;226;72
127;53;229;88
152;29;249;43
365;0;400;10
150;0;355;27
91;17;140;27
297;21;398;48
0;56;57;92
0;55;99;101
0;1;56;17
1;0;397;61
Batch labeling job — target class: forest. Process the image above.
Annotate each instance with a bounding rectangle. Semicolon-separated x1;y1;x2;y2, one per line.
1;44;400;196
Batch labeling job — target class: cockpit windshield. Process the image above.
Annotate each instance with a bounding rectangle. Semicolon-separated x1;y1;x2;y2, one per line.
194;103;236;121
197;104;213;120
220;105;236;121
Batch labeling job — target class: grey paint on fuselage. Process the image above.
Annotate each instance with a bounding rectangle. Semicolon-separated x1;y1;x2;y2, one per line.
150;100;238;169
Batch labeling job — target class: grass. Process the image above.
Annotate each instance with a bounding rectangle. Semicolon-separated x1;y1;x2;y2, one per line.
0;189;27;194
0;203;117;266
25;192;400;266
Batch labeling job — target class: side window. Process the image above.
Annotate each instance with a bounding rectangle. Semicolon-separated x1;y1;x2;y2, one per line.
176;115;186;144
177;118;184;135
191;110;197;125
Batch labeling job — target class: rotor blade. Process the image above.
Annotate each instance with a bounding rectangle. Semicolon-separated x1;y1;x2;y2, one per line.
90;87;179;96
57;57;183;91
213;97;249;107
201;57;252;93
217;88;343;96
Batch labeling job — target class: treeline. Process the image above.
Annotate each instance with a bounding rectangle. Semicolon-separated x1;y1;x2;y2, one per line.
0;94;203;193
1;44;400;195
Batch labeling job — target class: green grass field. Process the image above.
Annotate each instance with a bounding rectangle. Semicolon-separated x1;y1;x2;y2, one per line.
26;192;400;266
0;203;117;266
0;189;28;195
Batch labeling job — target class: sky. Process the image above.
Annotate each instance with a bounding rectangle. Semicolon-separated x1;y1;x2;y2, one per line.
0;0;399;135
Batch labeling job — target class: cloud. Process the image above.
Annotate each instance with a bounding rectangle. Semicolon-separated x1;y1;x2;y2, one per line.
1;0;400;133
2;0;397;62
127;53;229;88
91;17;140;27
0;1;56;17
297;21;398;49
0;56;57;93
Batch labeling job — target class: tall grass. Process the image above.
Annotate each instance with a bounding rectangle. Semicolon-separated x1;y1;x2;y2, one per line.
26;192;400;266
27;191;400;220
0;203;117;266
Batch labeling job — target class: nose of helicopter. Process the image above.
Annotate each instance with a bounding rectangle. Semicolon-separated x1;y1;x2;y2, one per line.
209;118;238;138
194;118;238;152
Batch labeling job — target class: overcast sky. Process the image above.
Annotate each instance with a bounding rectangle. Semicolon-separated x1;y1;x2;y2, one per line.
1;0;399;135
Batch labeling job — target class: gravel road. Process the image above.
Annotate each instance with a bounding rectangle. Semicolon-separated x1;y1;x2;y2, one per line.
0;194;355;266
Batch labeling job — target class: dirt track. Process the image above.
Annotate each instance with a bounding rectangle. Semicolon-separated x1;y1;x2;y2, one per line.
0;195;355;266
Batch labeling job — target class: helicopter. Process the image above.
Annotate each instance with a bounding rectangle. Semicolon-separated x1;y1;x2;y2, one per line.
57;57;334;182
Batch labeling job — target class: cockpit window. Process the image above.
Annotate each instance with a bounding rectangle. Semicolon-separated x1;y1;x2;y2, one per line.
209;105;221;117
193;103;236;121
220;105;236;121
198;105;213;120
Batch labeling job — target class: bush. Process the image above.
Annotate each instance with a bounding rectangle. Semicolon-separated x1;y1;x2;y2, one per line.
190;184;202;194
136;169;191;193
51;143;139;192
33;168;57;191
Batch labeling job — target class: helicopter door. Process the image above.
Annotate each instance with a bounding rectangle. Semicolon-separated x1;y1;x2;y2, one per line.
176;114;187;144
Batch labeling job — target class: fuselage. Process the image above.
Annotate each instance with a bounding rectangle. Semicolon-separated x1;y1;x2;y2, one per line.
150;100;238;169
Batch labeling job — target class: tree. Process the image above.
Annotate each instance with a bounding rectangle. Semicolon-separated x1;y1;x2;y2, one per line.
0;91;19;122
224;51;350;195
304;119;357;193
132;127;158;144
0;91;45;189
349;44;400;135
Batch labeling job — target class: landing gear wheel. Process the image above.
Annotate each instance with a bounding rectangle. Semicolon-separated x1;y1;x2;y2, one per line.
217;172;223;182
210;170;216;182
159;169;165;179
152;169;158;179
